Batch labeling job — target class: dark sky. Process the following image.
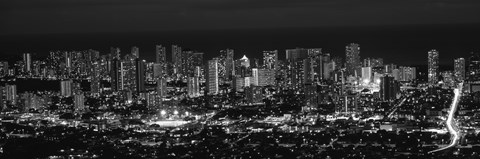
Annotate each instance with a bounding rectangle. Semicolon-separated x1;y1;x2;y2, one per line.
1;0;480;66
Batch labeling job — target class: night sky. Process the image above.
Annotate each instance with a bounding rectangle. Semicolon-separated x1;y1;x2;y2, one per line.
1;0;480;65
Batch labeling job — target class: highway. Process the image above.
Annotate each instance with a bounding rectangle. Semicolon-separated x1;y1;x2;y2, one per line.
428;83;463;154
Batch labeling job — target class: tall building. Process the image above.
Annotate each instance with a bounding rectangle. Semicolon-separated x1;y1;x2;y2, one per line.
361;67;372;84
110;47;121;59
468;52;480;81
428;49;440;84
131;46;139;59
251;68;275;86
155;45;167;69
398;66;416;81
23;53;32;73
380;75;399;101
74;94;85;111
188;77;200;97
454;58;466;81
263;50;278;70
136;59;146;93
221;49;234;80
60;80;73;97
286;48;310;88
286;48;309;61
207;58;220;94
363;58;383;67
5;84;17;105
345;43;361;77
0;86;4;110
171;45;182;74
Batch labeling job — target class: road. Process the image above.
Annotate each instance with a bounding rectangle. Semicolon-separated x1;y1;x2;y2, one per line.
387;97;408;119
428;83;463;154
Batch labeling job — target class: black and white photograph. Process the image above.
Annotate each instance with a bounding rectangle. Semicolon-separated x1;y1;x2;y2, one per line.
1;0;480;158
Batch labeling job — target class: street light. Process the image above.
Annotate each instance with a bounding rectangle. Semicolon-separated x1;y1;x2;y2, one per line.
174;110;179;115
160;110;166;116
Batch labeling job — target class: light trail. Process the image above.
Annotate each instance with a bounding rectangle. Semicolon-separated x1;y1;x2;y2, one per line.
387;97;408;119
428;83;463;154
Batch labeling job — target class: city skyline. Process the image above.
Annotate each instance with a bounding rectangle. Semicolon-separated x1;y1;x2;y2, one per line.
2;1;480;158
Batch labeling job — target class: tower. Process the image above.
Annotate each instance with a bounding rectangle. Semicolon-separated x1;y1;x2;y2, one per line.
207;58;220;95
428;49;439;84
454;58;465;81
345;43;361;77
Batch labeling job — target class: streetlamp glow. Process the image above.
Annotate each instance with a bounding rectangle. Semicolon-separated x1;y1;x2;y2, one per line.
160;110;166;116
174;110;179;115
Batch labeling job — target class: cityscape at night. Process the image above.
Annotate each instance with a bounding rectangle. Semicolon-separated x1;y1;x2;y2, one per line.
2;0;480;159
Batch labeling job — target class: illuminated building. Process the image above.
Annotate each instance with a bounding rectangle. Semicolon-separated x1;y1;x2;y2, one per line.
60;80;73;97
207;58;220;94
345;43;361;77
454;58;465;81
380;75;399;101
428;49;439;84
468;52;480;81
263;50;278;70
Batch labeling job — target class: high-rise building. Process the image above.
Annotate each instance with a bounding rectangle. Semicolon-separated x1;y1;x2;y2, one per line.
131;46;139;59
428;49;440;84
263;50;278;70
23;53;31;73
221;49;234;80
136;59;146;93
251;68;275;86
398;66;416;81
454;58;466;81
286;48;309;61
0;86;4;110
155;45;167;64
206;58;220;95
74;94;85;111
156;78;167;98
380;75;399;101
110;47;121;59
361;67;372;84
171;45;182;74
188;77;200;97
304;84;318;108
345;43;361;77
363;58;383;67
468;52;480;81
60;80;73;97
5;84;17;105
153;63;163;79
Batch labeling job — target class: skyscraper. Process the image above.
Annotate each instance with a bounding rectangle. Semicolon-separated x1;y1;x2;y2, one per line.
171;45;182;74
468;52;480;81
155;45;167;64
23;53;31;73
361;67;372;84
221;49;234;80
74;94;85;111
363;58;383;67
380;75;399;101
263;50;278;70
454;58;466;81
5;84;17;105
207;58;220;95
131;46;139;59
136;59;146;93
60;80;73;97
345;43;361;77
188;77;200;97
428;49;439;84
